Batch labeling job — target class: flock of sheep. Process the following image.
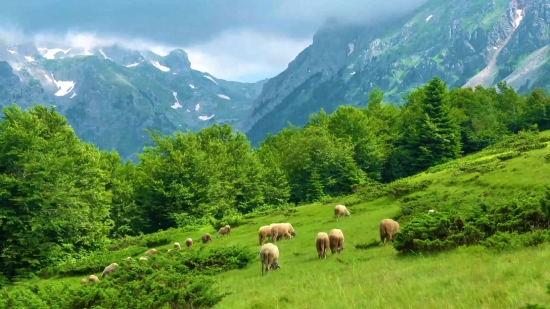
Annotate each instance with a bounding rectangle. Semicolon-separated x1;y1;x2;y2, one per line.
257;204;401;276
79;225;232;284
79;205;401;282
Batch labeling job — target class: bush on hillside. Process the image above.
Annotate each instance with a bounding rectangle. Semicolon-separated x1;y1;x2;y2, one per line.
38;243;255;280
0;262;225;309
386;179;432;199
394;189;550;253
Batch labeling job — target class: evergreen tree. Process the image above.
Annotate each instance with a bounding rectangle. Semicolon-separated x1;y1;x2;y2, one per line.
413;77;461;172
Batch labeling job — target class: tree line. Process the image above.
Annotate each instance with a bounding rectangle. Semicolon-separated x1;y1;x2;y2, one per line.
1;76;549;280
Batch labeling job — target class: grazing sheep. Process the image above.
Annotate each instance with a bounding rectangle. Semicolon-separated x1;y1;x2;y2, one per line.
379;219;400;244
328;229;345;254
185;238;193;247
202;233;212;243
167;249;172;252
259;243;281;276
428;209;435;213
315;232;330;259
126;257;132;261
270;223;296;243
217;225;231;238
144;248;157;255
102;263;119;278
258;225;272;245
334;205;351;221
89;275;100;283
139;256;148;261
174;242;181;249
80;278;88;284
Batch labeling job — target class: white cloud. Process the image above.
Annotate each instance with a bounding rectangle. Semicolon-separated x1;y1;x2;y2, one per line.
184;29;311;81
0;26;310;82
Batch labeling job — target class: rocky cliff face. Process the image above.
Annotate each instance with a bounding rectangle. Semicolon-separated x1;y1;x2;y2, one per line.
0;42;267;160
238;0;550;145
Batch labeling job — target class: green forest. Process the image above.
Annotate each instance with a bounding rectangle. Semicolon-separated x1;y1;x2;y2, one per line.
3;76;550;308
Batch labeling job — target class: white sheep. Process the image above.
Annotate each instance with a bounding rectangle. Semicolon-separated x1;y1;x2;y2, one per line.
270;223;296;243
259;243;281;276
328;229;345;254
315;232;330;259
174;242;181;249
379;218;400;244
144;248;157;255
217;225;231;238
89;275;100;283
102;263;119;278
258;225;272;245
202;233;212;243
334;205;351;221
139;256;148;261
428;209;435;213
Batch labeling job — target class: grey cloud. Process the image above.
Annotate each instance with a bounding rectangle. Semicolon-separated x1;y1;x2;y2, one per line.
1;0;429;47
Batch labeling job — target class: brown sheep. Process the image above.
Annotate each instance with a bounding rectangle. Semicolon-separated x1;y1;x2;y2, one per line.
315;232;330;259
258;225;272;245
334;205;351;221
270;223;295;243
80;278;89;284
217;225;231;238
379;218;400;244
202;233;212;243
102;263;119;278
328;229;345;254
259;243;280;276
144;248;157;255
185;238;193;247
89;275;100;283
174;242;181;249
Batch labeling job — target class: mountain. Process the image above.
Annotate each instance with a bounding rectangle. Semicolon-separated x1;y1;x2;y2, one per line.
0;41;268;160
236;0;550;145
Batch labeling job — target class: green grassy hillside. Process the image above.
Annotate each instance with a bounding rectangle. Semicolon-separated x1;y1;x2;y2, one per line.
6;129;550;308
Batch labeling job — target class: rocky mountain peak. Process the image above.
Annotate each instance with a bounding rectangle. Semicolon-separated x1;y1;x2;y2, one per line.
162;49;191;74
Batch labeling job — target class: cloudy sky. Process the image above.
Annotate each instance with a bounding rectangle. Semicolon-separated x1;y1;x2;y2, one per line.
0;0;427;82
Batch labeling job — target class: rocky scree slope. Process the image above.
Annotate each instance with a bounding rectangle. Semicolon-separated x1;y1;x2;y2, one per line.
0;42;267;161
237;0;550;145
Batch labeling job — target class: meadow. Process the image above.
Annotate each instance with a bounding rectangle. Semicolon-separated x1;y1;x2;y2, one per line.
11;130;550;309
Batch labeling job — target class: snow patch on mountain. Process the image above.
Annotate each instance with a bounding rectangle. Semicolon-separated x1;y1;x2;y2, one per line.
171;91;182;109
126;62;140;68
198;115;214;121
150;60;170;72
204;75;218;85
6;49;16;54
426;15;433;22
50;73;75;97
24;56;35;62
195;103;200;111
347;43;355;56
40;48;72;59
217;94;230;100
99;49;111;60
189;84;195;89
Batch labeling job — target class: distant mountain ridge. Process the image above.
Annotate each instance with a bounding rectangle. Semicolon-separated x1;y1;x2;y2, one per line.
0;40;267;160
236;0;550;145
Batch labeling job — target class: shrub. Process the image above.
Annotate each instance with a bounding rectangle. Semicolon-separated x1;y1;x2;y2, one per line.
386;179;432;199
394;190;550;254
496;151;521;161
1;263;225;309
